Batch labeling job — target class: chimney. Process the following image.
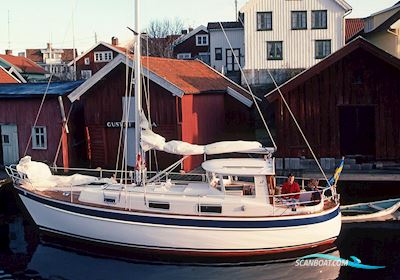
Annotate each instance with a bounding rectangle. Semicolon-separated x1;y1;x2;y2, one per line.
111;36;119;46
181;30;188;35
188;27;193;32
5;49;12;55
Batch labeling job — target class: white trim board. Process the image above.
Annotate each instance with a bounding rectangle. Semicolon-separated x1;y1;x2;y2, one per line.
68;54;184;102
67;42;128;67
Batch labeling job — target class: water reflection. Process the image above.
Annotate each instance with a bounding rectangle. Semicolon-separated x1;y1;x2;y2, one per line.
0;185;399;280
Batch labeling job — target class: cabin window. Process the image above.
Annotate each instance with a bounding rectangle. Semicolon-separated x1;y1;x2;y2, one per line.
257;12;272;31
215;48;222;60
32;126;47;150
94;51;113;63
312;10;327;29
267;41;283;60
199;205;222;214
196;35;208;46
149;201;170;210
291;11;307;30
315;40;331;59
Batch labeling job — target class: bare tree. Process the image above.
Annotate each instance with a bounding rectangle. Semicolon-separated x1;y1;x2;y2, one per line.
143;18;185;58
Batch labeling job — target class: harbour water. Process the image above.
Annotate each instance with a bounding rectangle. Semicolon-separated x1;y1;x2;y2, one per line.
0;183;399;280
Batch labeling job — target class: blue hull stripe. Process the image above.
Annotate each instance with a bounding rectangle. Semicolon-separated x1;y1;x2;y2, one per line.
17;188;340;229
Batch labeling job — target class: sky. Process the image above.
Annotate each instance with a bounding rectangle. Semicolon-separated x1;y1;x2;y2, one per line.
0;0;398;54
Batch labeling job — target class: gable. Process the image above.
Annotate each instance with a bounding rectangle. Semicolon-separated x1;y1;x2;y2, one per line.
68;54;253;107
68;42;128;67
240;0;351;13
266;37;400;101
173;25;208;46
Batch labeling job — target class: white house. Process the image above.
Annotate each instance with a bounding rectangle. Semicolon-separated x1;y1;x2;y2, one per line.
240;0;352;85
352;2;400;59
208;21;244;83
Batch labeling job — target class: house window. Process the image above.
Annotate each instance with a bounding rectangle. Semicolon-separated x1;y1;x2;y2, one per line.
257;12;272;31
215;48;222;60
196;34;208;46
315;40;331;59
292;11;307;30
267;41;283;60
81;70;92;80
177;53;191;60
94;51;113;63
84;57;90;65
312;10;327;29
32;126;47;150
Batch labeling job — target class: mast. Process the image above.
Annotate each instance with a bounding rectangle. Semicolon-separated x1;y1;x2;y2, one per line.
134;0;142;184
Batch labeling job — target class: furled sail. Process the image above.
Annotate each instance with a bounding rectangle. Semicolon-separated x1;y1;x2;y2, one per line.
140;113;273;156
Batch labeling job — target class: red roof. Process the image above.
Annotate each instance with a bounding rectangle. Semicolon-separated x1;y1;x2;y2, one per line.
345;18;365;42
0;67;18;83
140;56;251;99
0;54;47;74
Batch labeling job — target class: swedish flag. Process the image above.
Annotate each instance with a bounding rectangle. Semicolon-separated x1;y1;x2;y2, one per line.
328;157;345;186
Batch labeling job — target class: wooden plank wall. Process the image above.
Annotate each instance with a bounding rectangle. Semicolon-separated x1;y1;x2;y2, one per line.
274;48;400;160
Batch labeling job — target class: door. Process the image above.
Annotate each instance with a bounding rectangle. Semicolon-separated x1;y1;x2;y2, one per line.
339;106;375;156
226;49;240;72
1;124;19;165
122;97;136;167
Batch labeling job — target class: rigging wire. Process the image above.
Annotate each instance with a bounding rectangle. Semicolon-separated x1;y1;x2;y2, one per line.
23;74;54;156
114;48;134;179
218;22;277;151
266;69;331;186
52;103;74;167
226;18;330;185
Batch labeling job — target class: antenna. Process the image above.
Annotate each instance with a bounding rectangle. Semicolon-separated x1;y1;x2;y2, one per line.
94;32;98;44
71;0;77;81
7;10;11;50
235;0;238;21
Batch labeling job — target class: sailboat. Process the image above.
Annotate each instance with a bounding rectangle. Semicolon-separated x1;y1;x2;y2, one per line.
5;0;342;259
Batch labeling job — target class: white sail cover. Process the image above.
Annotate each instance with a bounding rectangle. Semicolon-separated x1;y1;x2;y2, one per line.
140;114;272;156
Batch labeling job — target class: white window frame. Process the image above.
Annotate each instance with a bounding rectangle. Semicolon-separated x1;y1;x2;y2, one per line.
94;51;113;63
195;35;208;46
81;70;92;79
257;12;273;31
84;57;90;65
312;10;328;29
32;126;47;150
267;41;283;60
315;40;331;59
177;53;192;60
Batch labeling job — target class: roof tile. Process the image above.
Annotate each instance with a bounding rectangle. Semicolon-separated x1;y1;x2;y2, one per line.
345;18;365;42
0;54;47;74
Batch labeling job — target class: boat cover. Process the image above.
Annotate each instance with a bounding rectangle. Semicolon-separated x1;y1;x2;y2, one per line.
140;114;272;156
16;156;113;190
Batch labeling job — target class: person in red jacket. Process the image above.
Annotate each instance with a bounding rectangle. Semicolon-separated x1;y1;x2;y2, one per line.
281;173;301;200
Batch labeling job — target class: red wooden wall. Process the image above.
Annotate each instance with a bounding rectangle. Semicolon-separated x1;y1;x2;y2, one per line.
273;48;400;160
0;97;67;166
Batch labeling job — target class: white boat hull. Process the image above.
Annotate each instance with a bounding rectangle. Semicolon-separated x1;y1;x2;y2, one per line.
18;189;341;256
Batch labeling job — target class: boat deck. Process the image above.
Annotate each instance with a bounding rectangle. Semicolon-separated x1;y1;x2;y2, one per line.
19;184;339;218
